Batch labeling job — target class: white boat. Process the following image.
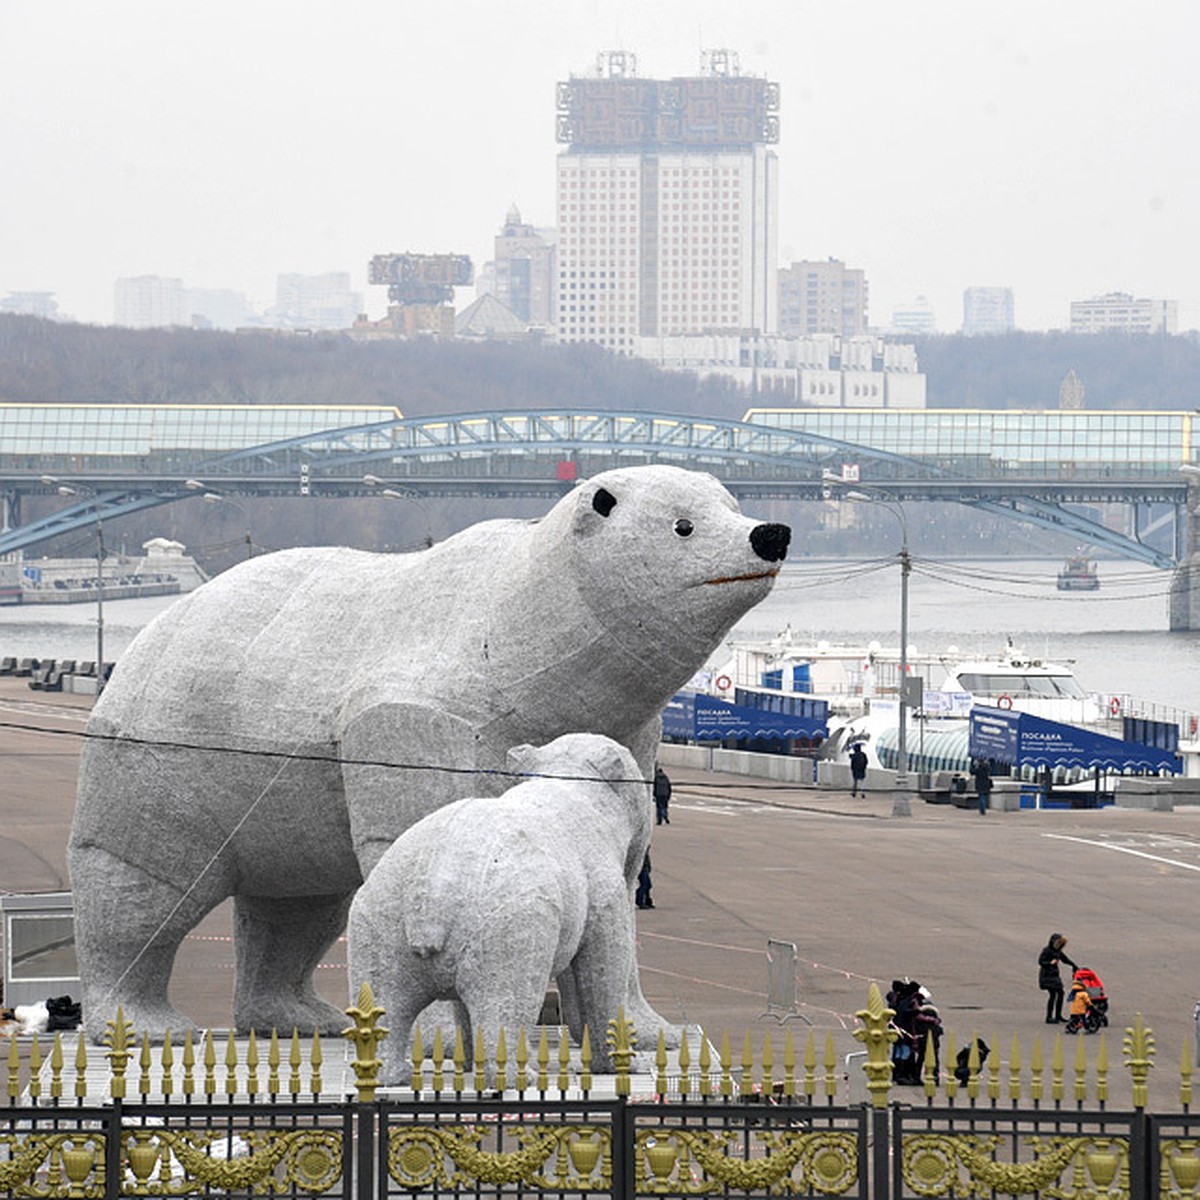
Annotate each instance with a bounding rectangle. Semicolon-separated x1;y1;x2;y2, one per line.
935;644;1102;725
701;631;1196;785
1057;554;1100;591
704;627;964;768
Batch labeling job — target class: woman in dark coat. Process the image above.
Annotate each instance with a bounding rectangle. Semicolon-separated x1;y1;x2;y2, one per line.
1038;932;1076;1023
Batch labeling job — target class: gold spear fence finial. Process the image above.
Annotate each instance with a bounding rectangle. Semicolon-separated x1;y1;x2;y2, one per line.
1123;1013;1157;1110
103;1005;135;1099
853;982;896;1108
343;981;388;1102
606;1007;636;1096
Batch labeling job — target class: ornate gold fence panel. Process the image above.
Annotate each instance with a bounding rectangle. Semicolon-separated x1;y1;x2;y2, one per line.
894;1108;1142;1200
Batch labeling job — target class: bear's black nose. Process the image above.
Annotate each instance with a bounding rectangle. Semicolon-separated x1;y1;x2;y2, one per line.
750;523;791;563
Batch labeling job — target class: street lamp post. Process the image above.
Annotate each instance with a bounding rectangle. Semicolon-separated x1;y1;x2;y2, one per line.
896;536;913;818
363;475;434;549
187;480;253;560
41;476;107;694
1176;465;1200;630
848;491;913;818
202;493;253;559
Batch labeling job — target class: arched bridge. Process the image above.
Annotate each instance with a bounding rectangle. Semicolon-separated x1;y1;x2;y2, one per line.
0;406;1193;569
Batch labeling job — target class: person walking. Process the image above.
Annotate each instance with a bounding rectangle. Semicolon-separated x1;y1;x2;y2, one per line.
653;764;672;825
635;851;654;909
1038;932;1077;1023
972;758;993;815
849;744;868;797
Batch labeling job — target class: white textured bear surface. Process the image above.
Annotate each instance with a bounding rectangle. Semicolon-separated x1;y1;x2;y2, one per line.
68;465;790;1040
350;733;653;1084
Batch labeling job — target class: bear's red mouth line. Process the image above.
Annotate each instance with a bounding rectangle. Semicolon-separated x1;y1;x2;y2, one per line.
702;568;780;586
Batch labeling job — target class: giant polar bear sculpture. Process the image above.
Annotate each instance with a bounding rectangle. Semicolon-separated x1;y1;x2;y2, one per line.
68;465;790;1041
349;733;650;1084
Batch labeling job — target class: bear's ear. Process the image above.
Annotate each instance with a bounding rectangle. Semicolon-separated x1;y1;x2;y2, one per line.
592;487;617;517
582;738;637;786
573;483;618;535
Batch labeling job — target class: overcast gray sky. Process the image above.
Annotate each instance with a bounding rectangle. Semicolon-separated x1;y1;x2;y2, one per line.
3;0;1197;333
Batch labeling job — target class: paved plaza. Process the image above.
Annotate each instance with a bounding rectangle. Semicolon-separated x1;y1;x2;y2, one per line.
2;678;1197;1094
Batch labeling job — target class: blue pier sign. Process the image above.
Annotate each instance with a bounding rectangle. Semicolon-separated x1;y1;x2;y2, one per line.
663;692;827;743
969;706;1179;774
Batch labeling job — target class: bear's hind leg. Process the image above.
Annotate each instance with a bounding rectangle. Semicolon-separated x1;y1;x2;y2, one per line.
571;900;683;1064
233;892;354;1035
458;953;556;1085
69;845;222;1042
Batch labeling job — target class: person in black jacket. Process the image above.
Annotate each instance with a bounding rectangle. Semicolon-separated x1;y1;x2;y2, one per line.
849;744;868;797
1038;932;1077;1023
636;851;654;909
972;758;993;815
653;765;672;825
886;980;923;1084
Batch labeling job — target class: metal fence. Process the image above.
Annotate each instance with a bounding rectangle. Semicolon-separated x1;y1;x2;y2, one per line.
2;983;1195;1199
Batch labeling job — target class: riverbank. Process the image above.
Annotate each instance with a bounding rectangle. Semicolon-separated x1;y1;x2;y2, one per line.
13;538;207;606
19;580;181;605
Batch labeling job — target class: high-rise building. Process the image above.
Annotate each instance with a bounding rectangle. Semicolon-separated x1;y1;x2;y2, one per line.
778;259;868;338
555;50;779;353
185;288;252;330
272;273;362;331
114;276;188;328
889;296;936;336
0;291;61;321
1069;292;1177;335
484;205;556;327
962;286;1014;335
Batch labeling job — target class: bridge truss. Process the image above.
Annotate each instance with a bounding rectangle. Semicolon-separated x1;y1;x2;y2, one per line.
0;409;1186;568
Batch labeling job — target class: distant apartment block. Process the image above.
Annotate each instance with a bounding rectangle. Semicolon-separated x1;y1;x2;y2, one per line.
0;291;61;320
185;288;252;331
778;259;867;338
555;49;779;354
1069;292;1178;335
635;331;925;405
889;296;936;336
962;286;1014;335
480;205;556;327
114;275;188;328
272;273;362;331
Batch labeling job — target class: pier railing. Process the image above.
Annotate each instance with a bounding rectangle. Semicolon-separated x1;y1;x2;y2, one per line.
2;982;1195;1199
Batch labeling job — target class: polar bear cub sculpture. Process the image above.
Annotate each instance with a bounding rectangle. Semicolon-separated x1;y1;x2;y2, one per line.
349;733;652;1084
69;464;789;1041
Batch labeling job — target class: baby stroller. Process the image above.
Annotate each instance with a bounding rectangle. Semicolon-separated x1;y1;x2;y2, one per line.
1064;966;1109;1034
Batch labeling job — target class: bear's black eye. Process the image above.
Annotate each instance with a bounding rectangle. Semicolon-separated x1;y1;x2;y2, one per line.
674;518;694;538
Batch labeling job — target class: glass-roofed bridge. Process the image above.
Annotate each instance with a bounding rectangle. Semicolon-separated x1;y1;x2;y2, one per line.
1;403;1197;610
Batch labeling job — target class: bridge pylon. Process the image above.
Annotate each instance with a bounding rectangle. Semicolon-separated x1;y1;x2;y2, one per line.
1170;481;1200;630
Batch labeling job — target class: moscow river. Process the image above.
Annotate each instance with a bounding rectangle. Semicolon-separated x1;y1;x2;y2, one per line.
0;556;1196;714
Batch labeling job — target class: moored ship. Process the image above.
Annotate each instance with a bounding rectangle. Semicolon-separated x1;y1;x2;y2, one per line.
1057;554;1100;591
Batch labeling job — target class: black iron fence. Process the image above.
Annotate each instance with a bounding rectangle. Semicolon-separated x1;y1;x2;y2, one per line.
7;1089;1192;1199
